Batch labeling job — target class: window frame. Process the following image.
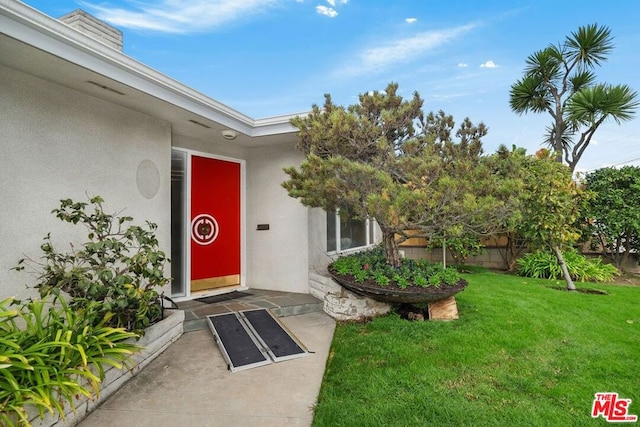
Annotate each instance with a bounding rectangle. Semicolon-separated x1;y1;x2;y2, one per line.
326;209;377;254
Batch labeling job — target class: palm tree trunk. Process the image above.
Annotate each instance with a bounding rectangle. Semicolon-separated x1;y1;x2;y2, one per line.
552;245;576;290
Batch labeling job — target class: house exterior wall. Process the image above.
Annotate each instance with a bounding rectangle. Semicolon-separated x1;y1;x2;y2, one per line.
172;134;249;161
0;64;172;300
246;143;309;293
308;208;334;274
171;136;309;294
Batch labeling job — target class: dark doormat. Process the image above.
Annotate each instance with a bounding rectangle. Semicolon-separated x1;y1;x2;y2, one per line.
195;291;252;304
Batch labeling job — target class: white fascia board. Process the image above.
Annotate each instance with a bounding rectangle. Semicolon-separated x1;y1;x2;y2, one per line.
252;112;307;136
0;0;302;137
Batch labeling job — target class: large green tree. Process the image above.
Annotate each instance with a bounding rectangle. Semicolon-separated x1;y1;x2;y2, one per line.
517;150;589;290
509;23;638;171
283;83;510;267
484;145;529;271
583;166;640;269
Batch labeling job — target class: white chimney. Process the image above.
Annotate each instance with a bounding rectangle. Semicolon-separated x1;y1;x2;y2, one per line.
59;10;123;51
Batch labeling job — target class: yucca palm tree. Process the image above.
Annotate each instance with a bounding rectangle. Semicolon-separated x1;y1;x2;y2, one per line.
509;23;638;171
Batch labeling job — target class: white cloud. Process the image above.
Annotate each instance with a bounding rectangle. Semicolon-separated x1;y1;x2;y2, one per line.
405;18;417;24
316;5;338;17
79;0;281;33
457;62;468;67
480;60;498;68
338;23;476;77
318;0;347;17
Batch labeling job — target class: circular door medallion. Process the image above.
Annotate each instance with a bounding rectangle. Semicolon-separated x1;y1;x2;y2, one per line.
191;214;219;245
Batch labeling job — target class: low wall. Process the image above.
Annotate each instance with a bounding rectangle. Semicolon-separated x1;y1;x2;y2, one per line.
310;272;391;321
30;309;184;427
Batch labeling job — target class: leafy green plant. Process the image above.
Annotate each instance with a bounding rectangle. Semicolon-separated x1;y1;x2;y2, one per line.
15;196;170;334
583;166;640;269
395;275;410;289
372;272;390;286
412;273;428;287
517;248;618;282
329;247;461;288
516;151;591;290
0;295;139;427
427;235;486;266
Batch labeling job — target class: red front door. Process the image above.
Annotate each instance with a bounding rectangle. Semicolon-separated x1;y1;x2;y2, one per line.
190;155;241;291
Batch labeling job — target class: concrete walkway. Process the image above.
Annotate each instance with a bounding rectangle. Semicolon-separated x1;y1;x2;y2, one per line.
78;311;336;427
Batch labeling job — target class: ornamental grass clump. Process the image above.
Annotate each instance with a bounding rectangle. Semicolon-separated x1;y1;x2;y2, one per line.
517;248;618;282
0;295;139;427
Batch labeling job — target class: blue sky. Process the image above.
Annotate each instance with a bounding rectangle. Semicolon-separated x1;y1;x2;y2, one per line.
21;0;640;173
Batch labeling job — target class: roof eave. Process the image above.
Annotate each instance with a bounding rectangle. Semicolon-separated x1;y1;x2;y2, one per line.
0;0;305;137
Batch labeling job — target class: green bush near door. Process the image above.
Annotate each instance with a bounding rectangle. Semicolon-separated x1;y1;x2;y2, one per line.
15;196;170;335
4;196;171;426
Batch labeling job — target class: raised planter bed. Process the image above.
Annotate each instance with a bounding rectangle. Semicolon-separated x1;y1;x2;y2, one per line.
29;309;184;427
329;269;468;304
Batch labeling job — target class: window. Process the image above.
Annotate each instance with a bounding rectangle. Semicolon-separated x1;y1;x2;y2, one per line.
326;210;375;252
170;149;187;297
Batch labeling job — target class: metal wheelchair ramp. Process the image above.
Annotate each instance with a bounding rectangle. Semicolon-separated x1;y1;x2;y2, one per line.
206;309;309;372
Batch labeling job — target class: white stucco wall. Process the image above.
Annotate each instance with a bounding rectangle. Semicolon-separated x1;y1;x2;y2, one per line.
246;143;309;293
308;207;338;274
0;64;172;300
172;134;248;161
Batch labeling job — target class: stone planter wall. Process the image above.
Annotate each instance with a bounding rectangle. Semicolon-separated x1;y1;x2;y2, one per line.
30;309;184;427
310;272;391;321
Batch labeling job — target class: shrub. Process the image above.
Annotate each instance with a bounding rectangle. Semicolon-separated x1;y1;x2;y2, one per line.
329;247;461;287
0;295;139;427
427;235;486;266
15;196;170;335
517;248;618;282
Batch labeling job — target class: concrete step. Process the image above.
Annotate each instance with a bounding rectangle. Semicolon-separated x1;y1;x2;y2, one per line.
178;290;324;332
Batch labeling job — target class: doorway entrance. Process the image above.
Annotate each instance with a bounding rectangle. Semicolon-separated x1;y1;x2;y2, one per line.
171;149;244;298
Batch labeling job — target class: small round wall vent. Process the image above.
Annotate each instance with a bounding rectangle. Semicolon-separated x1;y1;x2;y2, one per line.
220;129;238;140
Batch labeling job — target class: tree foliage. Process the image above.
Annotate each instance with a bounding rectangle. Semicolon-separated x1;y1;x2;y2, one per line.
484;145;529;271
509;23;639;171
516;149;590;289
283;83;513;266
583;166;640;269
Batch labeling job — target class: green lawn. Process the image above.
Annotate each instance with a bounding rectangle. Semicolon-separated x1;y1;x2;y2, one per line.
312;270;640;426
